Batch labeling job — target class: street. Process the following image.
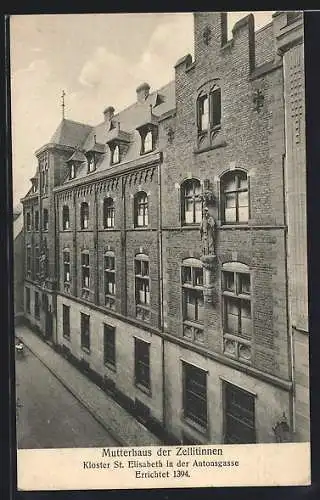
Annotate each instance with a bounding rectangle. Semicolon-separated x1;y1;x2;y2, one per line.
15;346;119;449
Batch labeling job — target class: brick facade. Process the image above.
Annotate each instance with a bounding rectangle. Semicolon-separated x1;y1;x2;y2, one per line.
20;11;308;445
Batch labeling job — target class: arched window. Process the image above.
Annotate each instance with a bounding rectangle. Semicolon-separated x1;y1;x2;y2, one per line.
104;251;116;310
135;253;150;322
134;191;148;227
144;131;153;153
62;205;70;230
181;258;204;342
181;179;202;225
222;262;252;363
221;170;248;224
112;145;120;164
43;208;49;231
80;202;89;229
103;198;115;229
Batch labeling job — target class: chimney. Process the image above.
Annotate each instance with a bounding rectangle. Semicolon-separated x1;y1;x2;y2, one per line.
103;106;115;121
136;82;150;103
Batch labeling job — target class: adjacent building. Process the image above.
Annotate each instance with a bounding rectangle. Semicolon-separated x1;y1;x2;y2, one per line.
20;11;309;445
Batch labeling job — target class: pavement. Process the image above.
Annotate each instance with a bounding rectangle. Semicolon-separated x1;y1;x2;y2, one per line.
15;324;161;447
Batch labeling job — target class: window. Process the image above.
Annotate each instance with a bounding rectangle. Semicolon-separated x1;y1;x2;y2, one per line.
135;254;150;322
183;362;207;429
181;179;202;225
222;262;252;362
69;163;76;180
134;338;150;391
63;250;71;283
143;131;153;153
182;258;204;342
88;154;96;173
35;246;40;277
62;206;70;230
41;160;49;194
221;170;248;224
63;304;70;339
80;202;89;229
25;287;30;313
112;145;120;164
104;252;116;310
103;324;116;367
134;191;148;227
224;382;255;444
26;245;31;276
81;251;90;290
103;198;115;229
80;313;90;351
43;209;49;231
35;210;39;231
197;86;221;133
34;291;40;319
26;212;31;231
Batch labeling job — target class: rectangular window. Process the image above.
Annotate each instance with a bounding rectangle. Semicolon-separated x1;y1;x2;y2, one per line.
183;362;207;429
26;212;31;231
35;211;39;231
63;251;71;283
81;252;90;289
34;291;40;319
62;304;70;339
134;338;150;391
224;382;255;444
104;254;116;310
80;313;90;351
26;245;31;276
43;209;49;230
182;264;204;342
223;271;251;340
103;324;116;367
198;95;209;131
25;287;30;313
210;87;221;127
135;257;150;322
35;246;40;277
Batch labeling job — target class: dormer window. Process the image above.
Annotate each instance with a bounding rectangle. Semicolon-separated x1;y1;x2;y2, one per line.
112;145;120;164
69;163;76;180
139;127;157;155
87;154;96;173
144;131;153;153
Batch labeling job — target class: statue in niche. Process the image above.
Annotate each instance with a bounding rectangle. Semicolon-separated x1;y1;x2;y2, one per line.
39;238;48;280
200;207;216;256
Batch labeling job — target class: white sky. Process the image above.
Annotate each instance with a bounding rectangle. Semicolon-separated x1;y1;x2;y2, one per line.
10;11;275;207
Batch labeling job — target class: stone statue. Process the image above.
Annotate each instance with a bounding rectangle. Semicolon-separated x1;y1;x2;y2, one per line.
200;207;216;256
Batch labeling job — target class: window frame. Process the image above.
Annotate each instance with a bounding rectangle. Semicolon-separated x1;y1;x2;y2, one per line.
135;254;151;323
80;312;90;352
103;324;116;368
43;208;49;231
197;85;221;135
26;212;32;232
62;205;70;230
181;258;204;343
26;245;31;277
35;245;40;278
181;178;202;226
221;170;249;225
223;381;256;444
134;337;151;393
182;361;208;430
81;250;90;291
63;249;71;284
134;191;149;228
103;198;115;229
111;144;120;165
25;287;31;313
80;202;89;230
104;252;116;310
34;291;40;319
34;210;39;231
69;163;76;180
87;153;96;173
62;304;70;339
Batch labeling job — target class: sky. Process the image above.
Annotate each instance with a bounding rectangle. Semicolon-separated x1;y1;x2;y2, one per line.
10;11;275;208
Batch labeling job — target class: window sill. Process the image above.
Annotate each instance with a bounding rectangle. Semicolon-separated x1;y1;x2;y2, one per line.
102;227;115;231
180;224;200;230
194;139;227;155
79;229;91;232
220;224;249;229
135;382;152;397
62;229;72;232
133;226;150;231
182;416;208;436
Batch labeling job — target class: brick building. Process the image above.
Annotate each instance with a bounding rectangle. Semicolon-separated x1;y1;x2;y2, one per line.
20;11;309;445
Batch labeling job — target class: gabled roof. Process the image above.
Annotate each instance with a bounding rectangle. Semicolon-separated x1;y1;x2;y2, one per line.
67;150;87;163
50;119;92;148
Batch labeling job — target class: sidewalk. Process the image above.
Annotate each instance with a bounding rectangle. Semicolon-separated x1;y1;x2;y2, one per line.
16;325;161;447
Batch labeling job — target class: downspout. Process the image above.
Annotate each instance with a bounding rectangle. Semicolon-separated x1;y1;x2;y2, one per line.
282;53;296;436
157;154;166;435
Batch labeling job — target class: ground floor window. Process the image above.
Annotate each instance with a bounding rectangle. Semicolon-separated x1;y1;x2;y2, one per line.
134;338;150;392
182;362;207;429
63;304;70;339
103;324;116;368
25;287;30;313
223;381;256;444
80;313;90;351
34;291;40;319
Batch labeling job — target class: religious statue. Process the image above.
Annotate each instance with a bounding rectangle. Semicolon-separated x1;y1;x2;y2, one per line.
200;207;216;256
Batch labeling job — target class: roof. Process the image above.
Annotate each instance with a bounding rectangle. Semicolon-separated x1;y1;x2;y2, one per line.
50;119;93;148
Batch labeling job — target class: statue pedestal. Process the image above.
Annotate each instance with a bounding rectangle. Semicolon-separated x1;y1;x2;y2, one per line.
201;254;217;304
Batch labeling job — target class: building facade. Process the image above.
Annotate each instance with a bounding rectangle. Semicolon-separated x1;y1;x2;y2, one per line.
20;11;309;445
